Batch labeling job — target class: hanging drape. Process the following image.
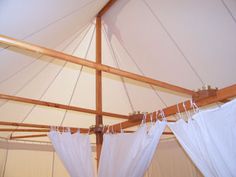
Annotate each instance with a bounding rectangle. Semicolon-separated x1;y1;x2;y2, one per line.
168;99;236;177
98;120;167;177
48;130;95;177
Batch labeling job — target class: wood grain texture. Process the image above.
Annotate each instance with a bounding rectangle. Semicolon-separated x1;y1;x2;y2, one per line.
0;93;129;119
110;84;236;131
0;34;194;95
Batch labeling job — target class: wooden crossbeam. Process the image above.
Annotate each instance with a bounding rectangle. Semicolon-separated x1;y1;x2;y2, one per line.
0;34;194;96
110;84;236;131
0;121;88;133
10;134;47;139
0;128;52;132
0;93;129;119
0;128;87;133
9;131;173;140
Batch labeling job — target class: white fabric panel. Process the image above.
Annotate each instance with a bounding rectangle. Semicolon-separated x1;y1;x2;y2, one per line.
49;131;94;177
168;99;236;177
98;120;166;177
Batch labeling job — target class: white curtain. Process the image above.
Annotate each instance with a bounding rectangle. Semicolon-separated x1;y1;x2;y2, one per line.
168;99;236;177
48;131;95;177
98;120;167;177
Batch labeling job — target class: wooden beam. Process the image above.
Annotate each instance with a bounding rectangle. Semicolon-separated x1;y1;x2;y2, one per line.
97;0;117;17
0;128;51;132
10;134;47;139
9;131;174;140
0;34;194;96
95;16;103;167
110;84;236;131
0;128;88;133
0;121;88;133
0;93;129;119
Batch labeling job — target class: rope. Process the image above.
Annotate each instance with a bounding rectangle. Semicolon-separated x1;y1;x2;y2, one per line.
2;140;9;177
59;24;96;127
0;24;89;84
102;27;135;112
143;0;205;85
219;0;236;25
0;0;96;54
103;25;168;108
8;24;93;136
0;24;91;109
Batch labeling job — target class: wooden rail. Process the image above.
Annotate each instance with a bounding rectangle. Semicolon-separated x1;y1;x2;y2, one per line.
0;34;194;96
0;121;88;133
110;84;236;131
0;93;130;119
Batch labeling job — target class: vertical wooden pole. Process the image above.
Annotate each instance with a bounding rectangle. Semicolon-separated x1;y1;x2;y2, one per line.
95;16;103;168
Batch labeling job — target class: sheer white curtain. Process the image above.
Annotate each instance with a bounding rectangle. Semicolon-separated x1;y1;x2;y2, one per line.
49;130;95;177
98;120;167;177
168;99;236;177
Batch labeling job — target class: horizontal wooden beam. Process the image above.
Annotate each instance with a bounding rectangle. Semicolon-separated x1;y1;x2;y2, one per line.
0;93;129;119
0;128;88;133
111;84;236;131
10;131;173;140
0;128;51;132
97;0;117;17
0;121;88;133
0;121;76;129
10;134;47;139
0;34;194;96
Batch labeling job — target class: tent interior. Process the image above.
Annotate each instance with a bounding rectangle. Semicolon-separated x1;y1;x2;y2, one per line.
0;0;236;177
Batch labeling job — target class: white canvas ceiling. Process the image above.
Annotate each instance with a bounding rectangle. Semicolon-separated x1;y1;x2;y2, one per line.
0;1;236;177
0;0;236;142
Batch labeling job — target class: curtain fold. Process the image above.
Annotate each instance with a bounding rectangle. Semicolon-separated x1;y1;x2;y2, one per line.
48;131;95;177
168;99;236;177
98;120;167;177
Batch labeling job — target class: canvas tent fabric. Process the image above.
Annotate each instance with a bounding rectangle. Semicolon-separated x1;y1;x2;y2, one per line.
0;0;236;177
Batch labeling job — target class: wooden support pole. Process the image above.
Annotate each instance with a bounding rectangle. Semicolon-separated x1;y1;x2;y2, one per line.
0;34;194;96
109;84;236;131
97;0;117;17
0;93;129;119
95;16;103;167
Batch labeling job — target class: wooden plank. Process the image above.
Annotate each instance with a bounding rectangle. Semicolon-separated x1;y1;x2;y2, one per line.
0;128;88;133
97;0;117;17
110;84;236;131
0;34;194;96
10;134;47;139
0;121;88;133
0;93;129;119
10;131;173;140
95;16;103;167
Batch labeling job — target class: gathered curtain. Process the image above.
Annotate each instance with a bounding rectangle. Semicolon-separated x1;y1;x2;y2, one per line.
168;99;236;177
98;120;167;177
48;130;95;177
